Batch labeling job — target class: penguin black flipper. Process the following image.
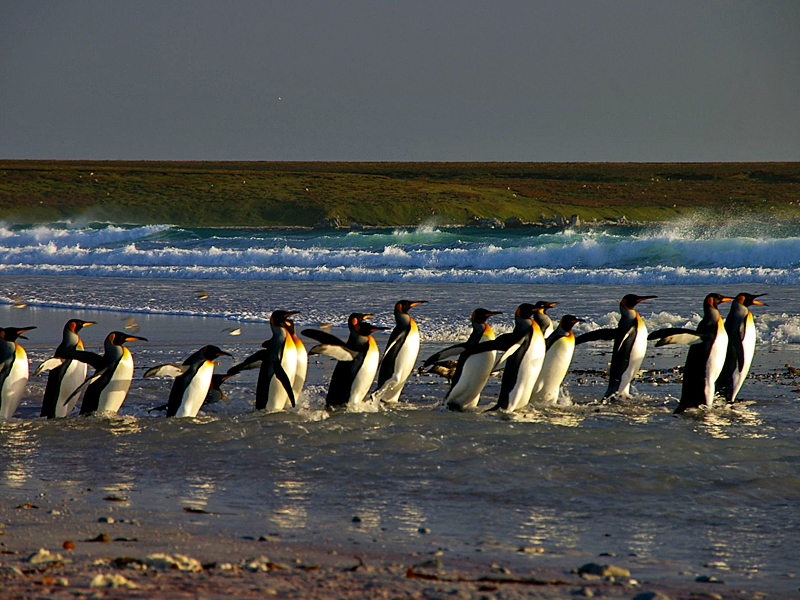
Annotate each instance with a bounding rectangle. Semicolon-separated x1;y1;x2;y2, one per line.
144;364;191;378
648;328;710;347
574;328;617;345
61;350;106;371
303;330;358;361
227;349;269;376
423;343;467;367
272;360;296;408
377;327;409;388
301;329;344;346
34;357;67;377
67;367;109;409
674;343;712;413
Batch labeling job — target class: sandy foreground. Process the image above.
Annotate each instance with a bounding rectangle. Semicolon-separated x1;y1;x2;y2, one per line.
0;491;773;600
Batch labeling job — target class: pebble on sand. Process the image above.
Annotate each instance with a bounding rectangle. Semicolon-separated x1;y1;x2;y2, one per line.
576;562;631;578
144;553;203;572
27;548;67;565
90;573;139;589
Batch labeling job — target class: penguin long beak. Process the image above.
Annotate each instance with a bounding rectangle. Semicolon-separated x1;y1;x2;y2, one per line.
16;326;36;340
409;301;427;308
720;297;735;303
486;311;503;317
125;335;148;342
362;314;374;320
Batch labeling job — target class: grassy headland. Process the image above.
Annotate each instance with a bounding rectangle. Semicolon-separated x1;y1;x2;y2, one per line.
1;160;798;227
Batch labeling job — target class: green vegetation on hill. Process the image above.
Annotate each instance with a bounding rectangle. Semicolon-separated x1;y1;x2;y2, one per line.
1;161;798;227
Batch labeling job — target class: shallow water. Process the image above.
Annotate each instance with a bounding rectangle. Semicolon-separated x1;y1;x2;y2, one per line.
2;220;800;592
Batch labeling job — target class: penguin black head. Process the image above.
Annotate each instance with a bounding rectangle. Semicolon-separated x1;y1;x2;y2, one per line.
515;303;537;320
108;331;148;345
559;315;584;331
0;326;36;341
284;319;297;336
347;313;372;331
735;293;767;307
200;345;232;361
270;310;299;327
533;301;557;312
471;308;502;324
67;319;96;334
395;300;427;315
704;293;734;309
621;294;657;310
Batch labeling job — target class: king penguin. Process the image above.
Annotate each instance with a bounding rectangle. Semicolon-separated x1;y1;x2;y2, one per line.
145;345;232;417
373;300;426;403
469;304;546;412
36;319;95;418
423;308;502;412
61;331;148;415
533;301;558;339
530;315;583;405
227;310;298;411
0;326;36;419
648;293;733;413
716;293;766;403
575;294;656;398
303;313;388;409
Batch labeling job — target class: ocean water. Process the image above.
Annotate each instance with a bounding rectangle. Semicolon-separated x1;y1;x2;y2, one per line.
2;220;800;592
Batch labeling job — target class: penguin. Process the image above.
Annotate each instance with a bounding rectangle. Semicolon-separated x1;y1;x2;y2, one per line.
648;293;733;413
58;331;148;415
422;308;502;412
144;345;232;418
575;294;656;398
716;293;766;403
36;319;96;418
227;310;297;411
0;326;36;419
530;315;583;405
468;304;546;412
302;313;388;409
285;317;307;402
533;301;558;339
372;300;426;403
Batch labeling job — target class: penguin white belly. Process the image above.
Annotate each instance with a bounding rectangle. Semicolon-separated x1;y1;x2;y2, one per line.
447;349;496;411
530;338;574;405
351;340;380;404
267;341;297;412
704;325;729;407
0;346;29;419
506;331;545;412
174;362;214;418
378;328;420;403
97;350;133;414
57;359;87;418
731;317;756;402
292;341;308;401
619;322;648;397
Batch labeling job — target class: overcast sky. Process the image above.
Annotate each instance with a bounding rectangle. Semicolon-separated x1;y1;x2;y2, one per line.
1;1;798;161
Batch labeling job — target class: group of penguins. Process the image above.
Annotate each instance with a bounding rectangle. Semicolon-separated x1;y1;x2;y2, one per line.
0;291;764;420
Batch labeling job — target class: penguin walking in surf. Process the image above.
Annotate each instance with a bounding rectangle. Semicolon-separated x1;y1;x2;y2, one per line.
530;315;583;405
533;301;558;339
423;308;502;411
0;326;36;419
373;300;426;403
303;313;388;410
54;331;148;415
575;294;656;398
35;319;95;418
648;293;733;413
468;303;546;412
716;293;766;403
227;310;298;412
145;345;232;417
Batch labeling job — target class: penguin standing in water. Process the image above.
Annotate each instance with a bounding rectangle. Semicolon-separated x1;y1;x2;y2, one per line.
648;293;733;413
530;315;583;405
58;331;148;415
285;317;307;403
145;345;232;417
575;294;656;398
716;293;766;403
227;310;298;411
372;300;426;403
423;308;502;412
303;313;388;410
533;301;558;339
0;326;36;419
468;304;546;412
36;319;95;418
